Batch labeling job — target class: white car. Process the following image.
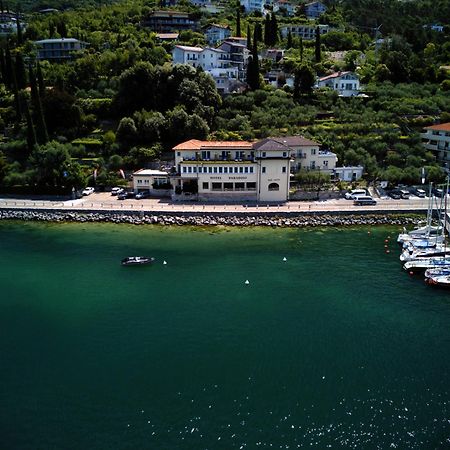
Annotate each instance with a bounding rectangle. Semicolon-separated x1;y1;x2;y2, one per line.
345;189;367;200
82;187;95;196
111;187;124;196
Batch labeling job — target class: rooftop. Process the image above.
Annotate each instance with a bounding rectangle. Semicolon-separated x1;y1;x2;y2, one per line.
272;136;320;147
35;38;82;44
174;45;203;52
173;139;253;151
424;123;450;132
318;71;353;82
133;169;169;176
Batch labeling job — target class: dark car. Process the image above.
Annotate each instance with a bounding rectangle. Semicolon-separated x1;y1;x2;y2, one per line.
432;187;444;197
117;191;135;200
135;191;151;199
388;189;402;199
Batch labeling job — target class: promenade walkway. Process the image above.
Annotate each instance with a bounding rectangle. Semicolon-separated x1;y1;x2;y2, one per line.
0;192;430;214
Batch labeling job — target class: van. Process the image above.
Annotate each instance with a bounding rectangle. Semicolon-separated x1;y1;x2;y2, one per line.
353;196;377;206
345;189;367;200
399;189;410;199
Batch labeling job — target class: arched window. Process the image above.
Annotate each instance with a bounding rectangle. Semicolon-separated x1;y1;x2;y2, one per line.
268;183;279;191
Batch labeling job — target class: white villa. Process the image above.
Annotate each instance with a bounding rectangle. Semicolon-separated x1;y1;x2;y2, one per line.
316;71;360;97
204;24;231;45
172;44;240;93
421;122;450;171
273;0;296;15
280;24;329;40
240;0;268;13
172;138;291;202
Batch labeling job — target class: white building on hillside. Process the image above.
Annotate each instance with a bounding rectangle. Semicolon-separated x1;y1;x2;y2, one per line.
421;122;450;171
34;38;88;61
172;138;291;202
240;0;268;13
133;169;171;195
172;45;240;93
204;24;231;45
316;71;360;97
280;24;329;40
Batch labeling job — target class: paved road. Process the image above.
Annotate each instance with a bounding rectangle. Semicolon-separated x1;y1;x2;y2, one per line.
0;192;433;214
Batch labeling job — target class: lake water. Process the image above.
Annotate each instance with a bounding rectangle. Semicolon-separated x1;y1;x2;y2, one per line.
0;222;449;449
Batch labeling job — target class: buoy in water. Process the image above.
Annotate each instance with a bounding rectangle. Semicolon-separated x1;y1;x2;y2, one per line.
245;280;250;285
384;239;389;243
283;257;287;262
163;261;167;265
409;271;414;276
385;250;390;254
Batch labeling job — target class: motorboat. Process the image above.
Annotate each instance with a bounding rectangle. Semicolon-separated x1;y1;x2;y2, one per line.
425;274;450;288
402;235;445;249
121;256;155;266
403;257;450;273
424;266;450;279
397;225;442;245
399;245;450;262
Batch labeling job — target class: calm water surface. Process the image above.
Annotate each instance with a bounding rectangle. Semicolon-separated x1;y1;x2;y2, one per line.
0;222;449;449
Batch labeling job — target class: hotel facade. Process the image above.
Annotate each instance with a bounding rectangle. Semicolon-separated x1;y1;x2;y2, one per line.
172;139;292;202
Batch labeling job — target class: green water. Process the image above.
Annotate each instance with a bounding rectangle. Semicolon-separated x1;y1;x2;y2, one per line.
0;222;449;449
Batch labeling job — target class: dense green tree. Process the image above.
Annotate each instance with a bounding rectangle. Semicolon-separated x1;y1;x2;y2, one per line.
315;27;321;63
246;25;252;49
294;64;315;98
286;30;293;49
29;64;48;145
14;53;26;90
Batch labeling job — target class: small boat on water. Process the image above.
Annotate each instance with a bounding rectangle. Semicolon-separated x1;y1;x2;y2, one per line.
400;244;450;262
404;257;450;273
397;225;442;245
425;274;450;288
121;256;155;266
424;266;450;279
402;236;445;250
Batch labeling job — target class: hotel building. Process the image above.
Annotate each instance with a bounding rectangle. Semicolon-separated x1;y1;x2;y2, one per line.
172;138;291;202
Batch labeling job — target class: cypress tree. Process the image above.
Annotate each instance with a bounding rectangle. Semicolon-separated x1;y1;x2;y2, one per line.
16;12;23;45
4;44;13;90
20;92;37;153
246;25;252;49
315;26;321;63
36;62;45;95
236;8;241;37
254;22;262;43
287;30;293;49
250;28;260;90
29;65;48;144
270;13;278;45
264;14;271;46
0;49;5;84
300;37;304;62
14;52;26;90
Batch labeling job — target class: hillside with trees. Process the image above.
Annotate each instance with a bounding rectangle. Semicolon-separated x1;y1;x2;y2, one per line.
0;0;449;193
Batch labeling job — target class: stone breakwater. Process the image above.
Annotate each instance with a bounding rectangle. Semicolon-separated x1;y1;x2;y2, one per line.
0;209;421;227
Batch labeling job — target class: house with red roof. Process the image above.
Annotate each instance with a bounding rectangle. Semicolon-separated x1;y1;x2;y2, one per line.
316;71;360;97
421;123;450;171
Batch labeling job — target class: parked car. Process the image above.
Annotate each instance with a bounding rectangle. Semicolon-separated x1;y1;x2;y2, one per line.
111;187;124;196
82;187;95;196
399;189;410;199
353;196;377;206
117;191;135;200
388;189;402;199
135;191;151;199
432;187;444;197
410;187;426;198
345;189;367;200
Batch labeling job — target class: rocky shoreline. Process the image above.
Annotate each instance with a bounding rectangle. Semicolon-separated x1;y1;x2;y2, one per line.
0;209;422;227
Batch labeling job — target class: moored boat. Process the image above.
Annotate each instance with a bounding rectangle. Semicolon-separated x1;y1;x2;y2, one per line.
425;274;450;288
424;266;450;279
121;256;155;266
400;244;450;262
403;257;450;273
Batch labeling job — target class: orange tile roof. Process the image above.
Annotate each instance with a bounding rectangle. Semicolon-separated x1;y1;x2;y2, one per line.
173;139;253;150
425;122;450;132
